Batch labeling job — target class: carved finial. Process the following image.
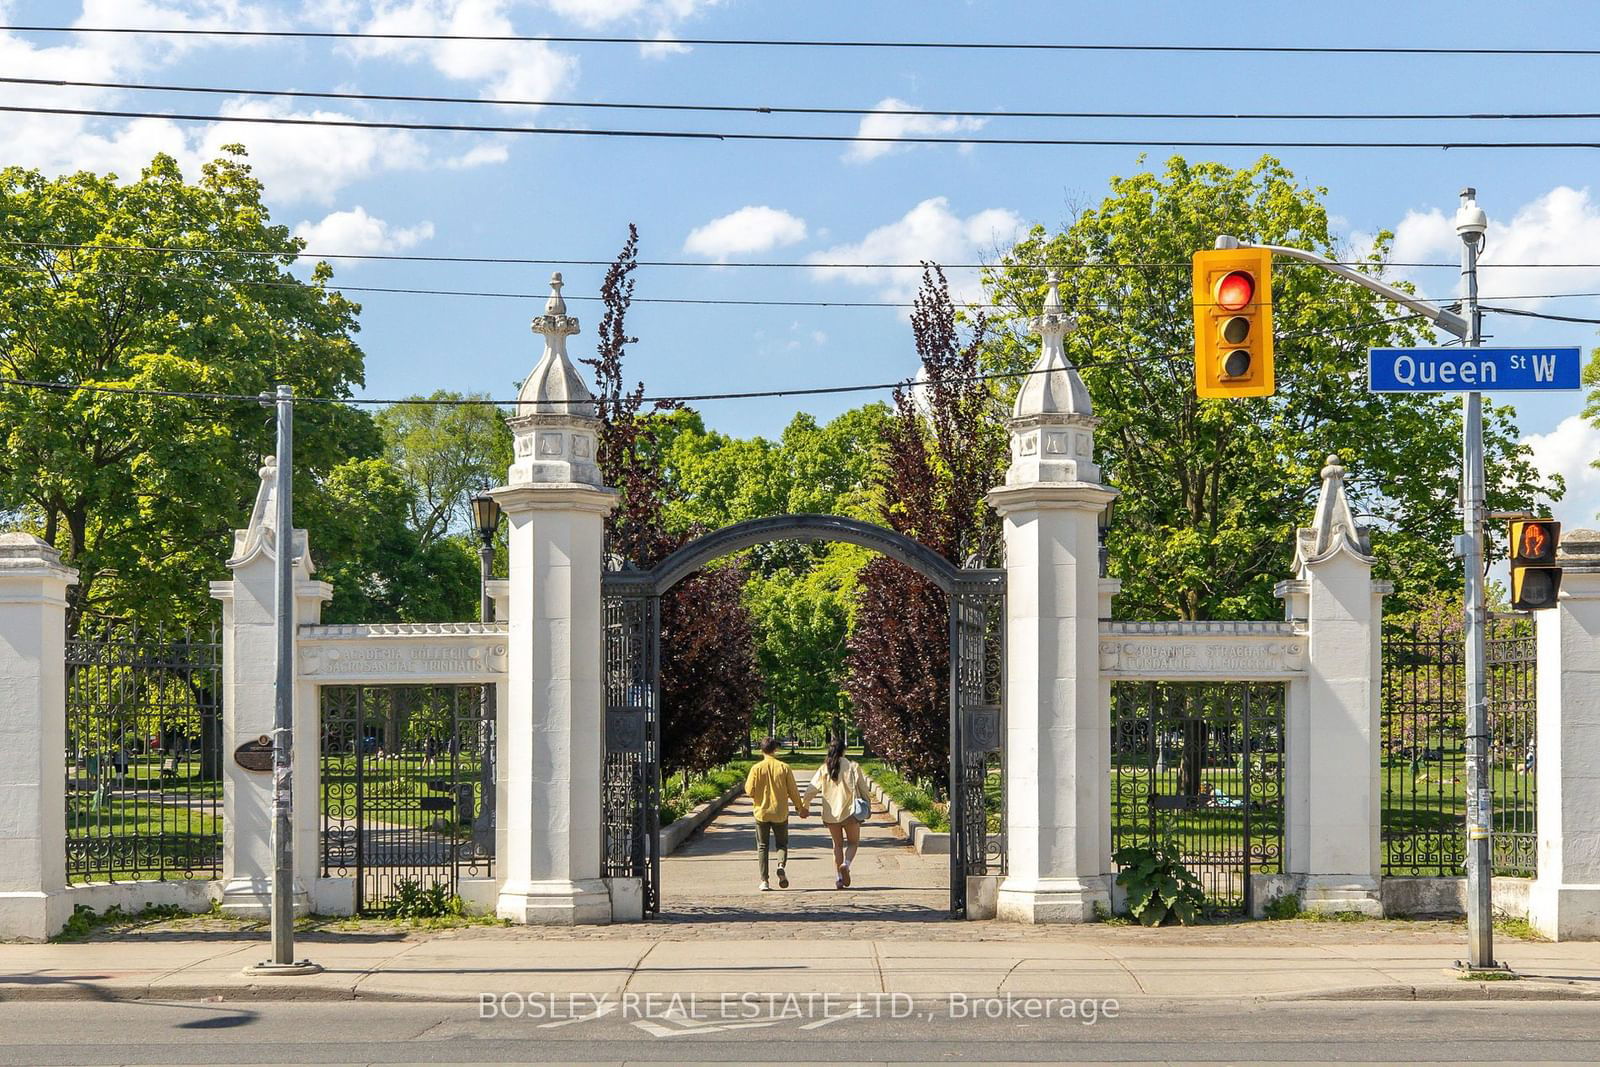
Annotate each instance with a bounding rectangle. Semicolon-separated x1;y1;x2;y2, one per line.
517;272;594;416
1306;453;1368;560
1013;268;1090;419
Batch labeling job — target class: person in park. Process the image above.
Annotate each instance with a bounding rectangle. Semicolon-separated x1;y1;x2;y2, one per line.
805;736;870;890
745;736;809;892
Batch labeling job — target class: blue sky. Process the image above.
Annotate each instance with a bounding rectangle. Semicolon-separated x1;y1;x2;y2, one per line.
7;0;1600;523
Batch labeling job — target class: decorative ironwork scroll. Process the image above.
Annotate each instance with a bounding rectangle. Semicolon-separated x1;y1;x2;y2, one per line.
951;582;1006;918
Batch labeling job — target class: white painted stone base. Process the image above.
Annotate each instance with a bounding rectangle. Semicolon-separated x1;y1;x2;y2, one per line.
218;876;311;919
996;875;1112;924
0;891;73;942
1529;882;1600;941
1300;876;1384;917
605;877;644;923
497;878;612;925
311;877;356;916
457;878;500;916
966;875;1000;920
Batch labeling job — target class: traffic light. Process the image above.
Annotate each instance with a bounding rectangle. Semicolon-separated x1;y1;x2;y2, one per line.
1193;247;1274;398
1509;519;1562;610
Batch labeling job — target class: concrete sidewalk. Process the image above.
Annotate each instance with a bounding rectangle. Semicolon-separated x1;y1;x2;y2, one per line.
5;925;1600;1003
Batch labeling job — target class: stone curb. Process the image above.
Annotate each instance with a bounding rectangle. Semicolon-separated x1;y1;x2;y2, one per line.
4;980;1595;1005
860;771;950;855
659;781;744;856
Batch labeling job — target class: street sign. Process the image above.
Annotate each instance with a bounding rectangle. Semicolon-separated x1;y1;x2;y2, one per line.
1368;346;1581;392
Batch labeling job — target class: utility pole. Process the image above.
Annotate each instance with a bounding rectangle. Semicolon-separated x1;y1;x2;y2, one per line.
1456;189;1495;970
250;384;318;976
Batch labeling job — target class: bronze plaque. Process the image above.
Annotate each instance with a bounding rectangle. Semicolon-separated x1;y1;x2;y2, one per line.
234;735;275;772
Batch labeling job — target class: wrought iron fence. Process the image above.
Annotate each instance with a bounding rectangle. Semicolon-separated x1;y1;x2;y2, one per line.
1111;681;1285;914
1380;615;1536;877
64;624;223;883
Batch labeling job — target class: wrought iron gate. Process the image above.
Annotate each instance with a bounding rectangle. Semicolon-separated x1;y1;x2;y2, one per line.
320;684;495;914
1111;681;1285;914
951;583;1006;914
600;514;1005;919
599;593;661;915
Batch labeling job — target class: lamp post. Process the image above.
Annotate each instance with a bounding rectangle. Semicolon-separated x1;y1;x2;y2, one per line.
471;492;502;856
472;493;502;625
1097;495;1116;582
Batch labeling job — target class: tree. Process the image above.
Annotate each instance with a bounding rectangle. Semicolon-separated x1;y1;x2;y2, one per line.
582;227;761;775
374;391;513;546
984;155;1559;620
846;266;1004;790
0;149;370;629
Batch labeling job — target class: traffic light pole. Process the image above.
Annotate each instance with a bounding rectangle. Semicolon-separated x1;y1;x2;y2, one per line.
1220;190;1500;969
1457;190;1495;971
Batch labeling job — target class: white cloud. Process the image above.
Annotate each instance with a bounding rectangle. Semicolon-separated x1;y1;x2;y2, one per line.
1523;415;1600;529
546;0;720;30
638;31;692;59
1388;186;1600;309
0;4;504;202
808;197;1026;304
683;206;808;261
294;207;435;257
845;98;987;164
351;1;578;103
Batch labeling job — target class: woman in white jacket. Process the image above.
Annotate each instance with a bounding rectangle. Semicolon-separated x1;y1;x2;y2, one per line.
804;735;867;889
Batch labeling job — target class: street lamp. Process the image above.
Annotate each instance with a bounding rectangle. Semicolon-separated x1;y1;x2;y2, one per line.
471;492;502;624
1097;495;1116;581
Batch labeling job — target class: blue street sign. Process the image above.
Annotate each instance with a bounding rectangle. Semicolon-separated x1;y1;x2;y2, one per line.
1368;346;1581;392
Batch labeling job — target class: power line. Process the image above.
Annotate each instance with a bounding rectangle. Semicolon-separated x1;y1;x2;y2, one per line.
8;75;1600;123
5;26;1600;56
6;103;1600;149
14;269;1596;312
0;314;1426;409
9;239;1600;272
1485;305;1600;325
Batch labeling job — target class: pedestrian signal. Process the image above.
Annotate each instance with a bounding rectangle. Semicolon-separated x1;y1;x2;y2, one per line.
1509;519;1562;610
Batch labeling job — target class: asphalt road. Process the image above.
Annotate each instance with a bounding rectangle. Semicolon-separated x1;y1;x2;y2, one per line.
2;999;1598;1063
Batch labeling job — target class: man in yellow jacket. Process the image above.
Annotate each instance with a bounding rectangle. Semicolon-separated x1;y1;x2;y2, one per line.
744;737;809;891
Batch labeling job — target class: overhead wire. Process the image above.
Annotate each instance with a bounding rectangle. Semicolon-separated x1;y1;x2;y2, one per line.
5;103;1600;149
0;313;1426;409
7;76;1600;123
5;26;1600;56
8;239;1600;271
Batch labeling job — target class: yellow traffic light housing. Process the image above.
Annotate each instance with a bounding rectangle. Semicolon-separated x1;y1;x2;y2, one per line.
1193;247;1274;398
1509;519;1562;610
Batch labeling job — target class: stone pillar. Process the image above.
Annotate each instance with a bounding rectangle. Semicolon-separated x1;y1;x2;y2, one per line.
491;274;617;924
0;535;77;940
1530;530;1600;940
1276;456;1384;915
987;274;1117;922
209;459;332;918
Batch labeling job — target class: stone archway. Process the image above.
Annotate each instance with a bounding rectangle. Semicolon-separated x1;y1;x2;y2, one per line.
599;513;1005;919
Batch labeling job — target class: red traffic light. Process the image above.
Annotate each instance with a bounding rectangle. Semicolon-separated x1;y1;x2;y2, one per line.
1215;271;1255;312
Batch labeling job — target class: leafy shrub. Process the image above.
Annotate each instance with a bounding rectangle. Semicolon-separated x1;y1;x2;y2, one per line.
1112;831;1205;926
1262;892;1302;920
385;879;462;920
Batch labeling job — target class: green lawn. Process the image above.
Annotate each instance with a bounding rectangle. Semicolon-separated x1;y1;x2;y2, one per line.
66;794;221;883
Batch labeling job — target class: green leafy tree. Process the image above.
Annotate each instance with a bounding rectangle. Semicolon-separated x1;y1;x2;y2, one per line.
846;267;1004;790
0;149;369;629
374;391;513;546
984;155;1559;620
584;227;761;776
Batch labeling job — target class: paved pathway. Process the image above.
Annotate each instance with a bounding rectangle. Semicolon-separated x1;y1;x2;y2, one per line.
659;772;948;924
